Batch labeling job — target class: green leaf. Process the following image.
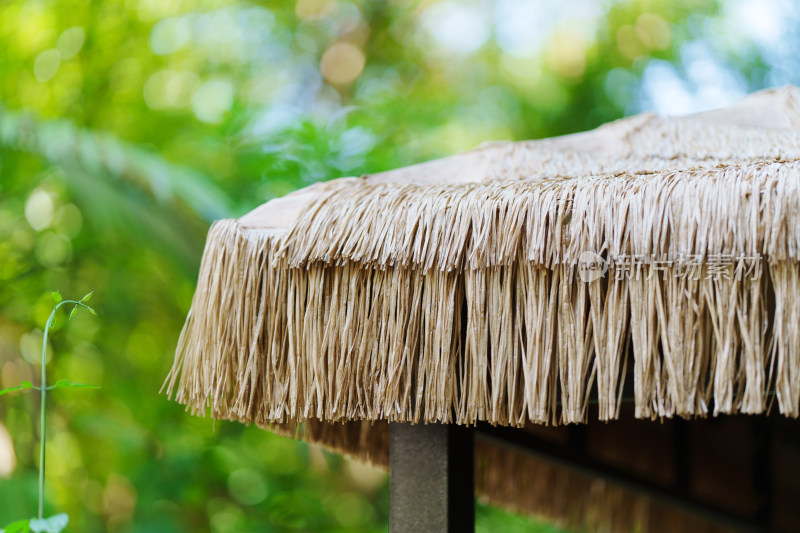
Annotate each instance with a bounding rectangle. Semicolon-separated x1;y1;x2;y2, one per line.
0;518;31;533
81;291;93;302
51;291;61;303
29;514;68;533
68;306;77;320
47;379;99;391
0;381;36;396
86;306;96;316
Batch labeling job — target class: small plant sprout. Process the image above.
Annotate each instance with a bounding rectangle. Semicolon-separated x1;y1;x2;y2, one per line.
0;291;99;533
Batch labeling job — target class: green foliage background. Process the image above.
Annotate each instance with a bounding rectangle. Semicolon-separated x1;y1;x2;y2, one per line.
0;0;792;531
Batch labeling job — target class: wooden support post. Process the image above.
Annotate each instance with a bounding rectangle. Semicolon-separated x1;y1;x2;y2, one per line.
390;423;474;533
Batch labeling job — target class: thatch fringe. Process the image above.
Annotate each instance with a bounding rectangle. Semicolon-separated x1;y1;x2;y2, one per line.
629;272;664;418
589;275;629;421
277;159;800;272
166;216;800;425
164;221;288;422
770;261;800;416
556;266;595;424
516;265;558;424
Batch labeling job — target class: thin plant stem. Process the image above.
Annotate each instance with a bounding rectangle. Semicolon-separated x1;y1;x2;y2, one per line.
39;307;54;519
38;299;92;520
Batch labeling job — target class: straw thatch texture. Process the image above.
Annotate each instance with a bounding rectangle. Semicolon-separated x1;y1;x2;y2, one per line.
166;87;800;532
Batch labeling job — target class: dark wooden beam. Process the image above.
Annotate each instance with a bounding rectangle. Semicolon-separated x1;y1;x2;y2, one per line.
752;416;773;527
390;423;474;533
475;422;772;533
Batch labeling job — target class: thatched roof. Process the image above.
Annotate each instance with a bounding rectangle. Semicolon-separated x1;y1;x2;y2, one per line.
166;86;800;532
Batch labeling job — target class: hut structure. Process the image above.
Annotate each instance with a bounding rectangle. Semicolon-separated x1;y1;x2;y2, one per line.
166;86;800;533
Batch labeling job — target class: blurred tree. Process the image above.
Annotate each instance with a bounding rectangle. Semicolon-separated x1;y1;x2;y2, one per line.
0;0;795;531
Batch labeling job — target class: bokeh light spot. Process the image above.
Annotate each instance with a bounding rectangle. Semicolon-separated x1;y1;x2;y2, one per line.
420;1;489;56
327;492;374;528
144;69;200;110
103;474;137;526
55;203;83;238
636;13;671;51
209;501;245;533
192;78;234;123
617;25;645;60
150;17;192;55
25;188;55;231
34;49;61;82
35;231;72;266
546;31;586;79
56;26;85;59
500;53;542;88
295;0;336;20
135;0;180;21
0;423;15;477
320;42;365;85
20;329;50;365
227;468;269;506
